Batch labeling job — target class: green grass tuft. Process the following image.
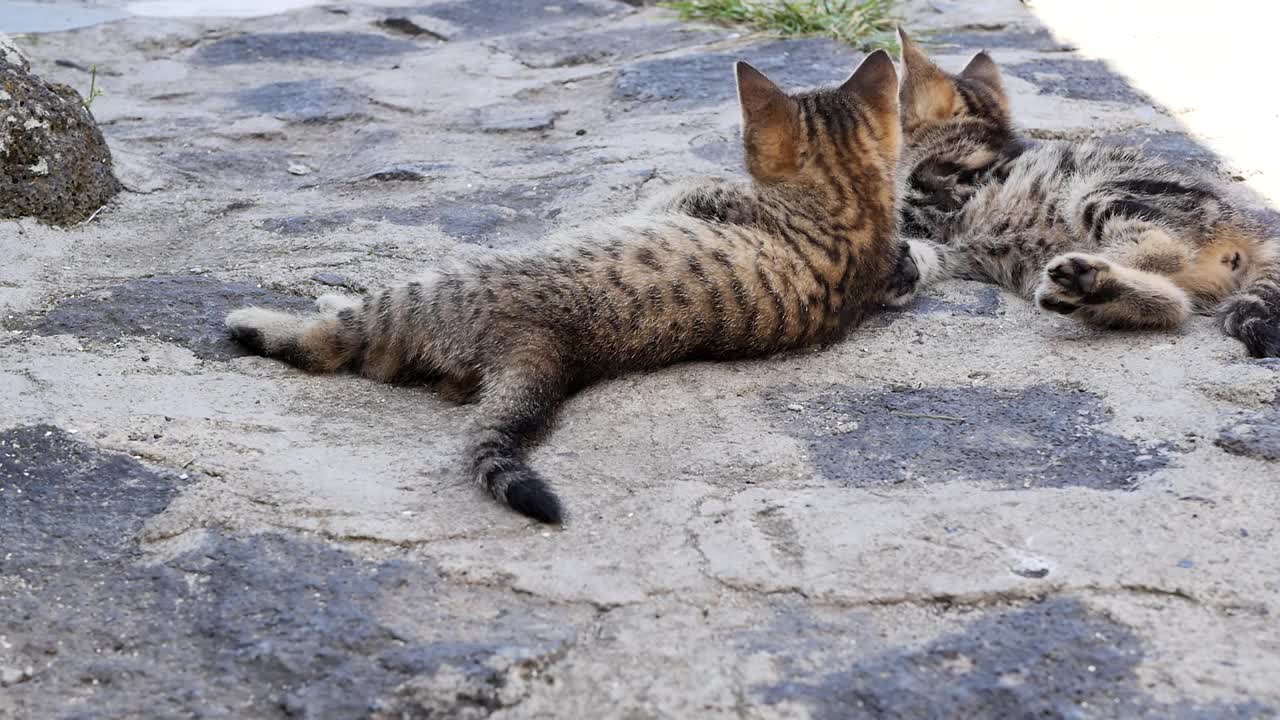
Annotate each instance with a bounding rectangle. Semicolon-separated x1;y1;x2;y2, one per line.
664;0;896;51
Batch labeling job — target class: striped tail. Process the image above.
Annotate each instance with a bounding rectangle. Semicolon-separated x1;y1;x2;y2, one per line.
473;447;563;524
469;357;568;524
1219;243;1280;358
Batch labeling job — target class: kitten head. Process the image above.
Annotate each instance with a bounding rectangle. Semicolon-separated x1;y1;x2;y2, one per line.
735;51;900;192
897;28;1010;135
1177;228;1271;305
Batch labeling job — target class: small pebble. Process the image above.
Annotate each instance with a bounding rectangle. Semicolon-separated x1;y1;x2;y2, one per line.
287;163;314;176
575;128;587;136
312;272;348;287
786;403;804;412
140;355;149;362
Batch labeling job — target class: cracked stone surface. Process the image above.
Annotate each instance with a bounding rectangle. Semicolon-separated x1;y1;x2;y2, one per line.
2;0;1279;717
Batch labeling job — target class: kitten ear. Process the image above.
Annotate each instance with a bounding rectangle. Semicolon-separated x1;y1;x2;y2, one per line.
736;61;789;121
897;27;957;129
838;49;898;116
959;51;1009;108
735;61;801;183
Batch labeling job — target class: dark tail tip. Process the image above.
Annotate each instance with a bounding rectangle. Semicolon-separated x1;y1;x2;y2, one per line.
504;475;564;524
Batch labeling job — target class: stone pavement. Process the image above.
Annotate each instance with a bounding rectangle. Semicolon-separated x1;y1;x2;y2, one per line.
2;0;1278;717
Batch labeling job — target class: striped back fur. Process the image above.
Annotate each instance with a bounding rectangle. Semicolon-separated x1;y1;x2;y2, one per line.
225;51;904;523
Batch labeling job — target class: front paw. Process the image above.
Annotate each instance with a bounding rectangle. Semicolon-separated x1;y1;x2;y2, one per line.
1036;254;1117;313
882;242;921;307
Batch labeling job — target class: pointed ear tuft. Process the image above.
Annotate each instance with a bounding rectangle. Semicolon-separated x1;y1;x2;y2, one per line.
960;51;1004;94
896;28;956;130
897;26;929;70
735;61;800;183
736;61;786;117
839;49;898;114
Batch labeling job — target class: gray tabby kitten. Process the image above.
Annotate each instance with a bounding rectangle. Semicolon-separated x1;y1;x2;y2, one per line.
225;52;905;523
893;30;1280;357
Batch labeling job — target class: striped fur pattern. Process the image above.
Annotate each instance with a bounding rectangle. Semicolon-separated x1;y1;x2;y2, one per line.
226;52;904;523
894;29;1280;354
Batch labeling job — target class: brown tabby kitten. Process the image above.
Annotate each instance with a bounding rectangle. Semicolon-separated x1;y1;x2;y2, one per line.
225;52;904;523
892;29;1280;356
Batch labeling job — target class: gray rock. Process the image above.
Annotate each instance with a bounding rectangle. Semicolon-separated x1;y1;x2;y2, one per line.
1216;402;1280;462
261;211;357;235
471;104;565;132
613;38;862;109
163;147;291;186
192;32;418;65
357;162;451;182
690;137;743;169
311;272;349;287
925;28;1072;52
235;79;364;124
0;666;29;687
0;425;574;719
0;36;121;225
1004;58;1150;104
26;274;314;360
261;179;581;243
415;0;626;39
772;384;1172;490
376;17;449;41
751;598;1268;719
498;23;727;69
0;32;30;71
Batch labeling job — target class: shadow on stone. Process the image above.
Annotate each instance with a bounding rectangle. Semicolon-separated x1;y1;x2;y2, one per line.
873;284;1005;328
1004;58;1151;105
26;274;314;360
1098;130;1220;171
752;598;1270;720
0;425;574;717
771;384;1172;490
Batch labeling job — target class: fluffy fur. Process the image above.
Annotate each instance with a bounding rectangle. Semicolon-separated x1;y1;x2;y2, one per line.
226;52;904;523
893;29;1280;354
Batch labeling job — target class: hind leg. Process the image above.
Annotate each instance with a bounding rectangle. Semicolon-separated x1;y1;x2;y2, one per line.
1034;253;1191;330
